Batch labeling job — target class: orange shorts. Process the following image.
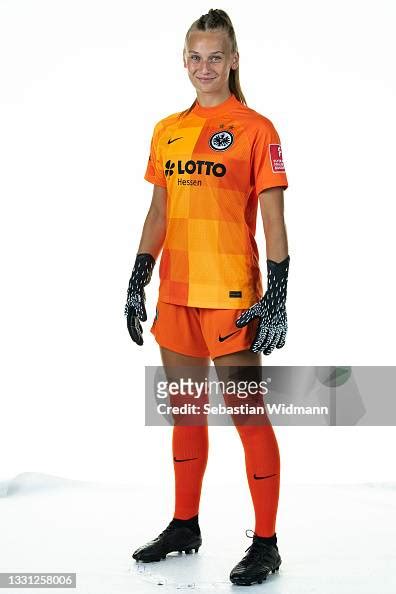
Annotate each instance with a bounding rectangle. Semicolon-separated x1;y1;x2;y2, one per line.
149;299;259;360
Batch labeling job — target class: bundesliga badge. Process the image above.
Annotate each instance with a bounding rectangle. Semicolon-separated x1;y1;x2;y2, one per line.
209;129;234;151
269;144;285;172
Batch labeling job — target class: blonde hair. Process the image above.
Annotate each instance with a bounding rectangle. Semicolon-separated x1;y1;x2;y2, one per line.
179;8;247;119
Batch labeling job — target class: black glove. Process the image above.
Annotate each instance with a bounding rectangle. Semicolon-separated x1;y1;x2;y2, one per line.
235;255;290;355
124;252;155;345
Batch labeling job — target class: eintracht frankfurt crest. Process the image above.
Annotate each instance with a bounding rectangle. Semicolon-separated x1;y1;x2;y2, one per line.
209;130;234;151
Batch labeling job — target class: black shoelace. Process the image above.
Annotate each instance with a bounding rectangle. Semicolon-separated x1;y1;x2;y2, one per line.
241;529;274;565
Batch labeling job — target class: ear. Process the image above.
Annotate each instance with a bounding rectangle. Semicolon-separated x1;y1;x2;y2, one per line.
231;51;239;70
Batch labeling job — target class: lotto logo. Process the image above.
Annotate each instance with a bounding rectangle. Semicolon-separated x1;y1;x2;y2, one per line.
164;159;226;178
269;144;285;173
165;160;175;177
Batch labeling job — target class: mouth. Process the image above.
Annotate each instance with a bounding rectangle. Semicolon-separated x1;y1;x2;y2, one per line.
197;77;216;83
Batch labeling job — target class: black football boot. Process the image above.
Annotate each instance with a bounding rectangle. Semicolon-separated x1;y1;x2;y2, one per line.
132;517;202;563
229;530;281;586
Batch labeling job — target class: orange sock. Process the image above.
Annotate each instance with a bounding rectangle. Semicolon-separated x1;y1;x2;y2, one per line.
235;423;280;537
172;424;209;519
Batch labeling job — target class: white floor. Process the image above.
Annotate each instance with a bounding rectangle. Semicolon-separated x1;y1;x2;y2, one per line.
1;473;395;593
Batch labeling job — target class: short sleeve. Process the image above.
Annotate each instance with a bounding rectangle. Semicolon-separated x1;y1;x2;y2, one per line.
144;121;167;188
251;119;288;195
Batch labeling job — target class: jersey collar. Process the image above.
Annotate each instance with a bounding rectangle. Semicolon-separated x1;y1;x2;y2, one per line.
192;93;240;117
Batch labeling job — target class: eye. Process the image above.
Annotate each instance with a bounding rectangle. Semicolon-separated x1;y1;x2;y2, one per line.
210;56;222;62
190;55;200;61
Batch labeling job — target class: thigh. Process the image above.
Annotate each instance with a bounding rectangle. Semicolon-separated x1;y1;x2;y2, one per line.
213;349;268;427
160;347;210;427
213;349;262;402
160;346;210;369
213;349;261;366
160;346;210;386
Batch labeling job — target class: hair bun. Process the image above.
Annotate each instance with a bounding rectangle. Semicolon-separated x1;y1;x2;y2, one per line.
209;8;225;21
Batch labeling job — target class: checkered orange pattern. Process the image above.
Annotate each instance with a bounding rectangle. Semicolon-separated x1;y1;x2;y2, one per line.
144;94;288;309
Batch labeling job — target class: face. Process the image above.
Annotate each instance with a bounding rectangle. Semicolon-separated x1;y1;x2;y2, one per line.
183;30;239;95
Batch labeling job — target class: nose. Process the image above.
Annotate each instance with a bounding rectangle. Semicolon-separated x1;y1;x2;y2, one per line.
197;59;212;74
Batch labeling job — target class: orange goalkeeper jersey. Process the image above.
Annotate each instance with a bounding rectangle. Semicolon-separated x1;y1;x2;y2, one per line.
144;93;288;309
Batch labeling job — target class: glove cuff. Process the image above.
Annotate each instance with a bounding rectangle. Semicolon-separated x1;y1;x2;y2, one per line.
136;252;156;265
267;255;290;280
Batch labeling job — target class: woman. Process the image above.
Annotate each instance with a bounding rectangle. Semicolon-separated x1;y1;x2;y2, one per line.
125;8;290;587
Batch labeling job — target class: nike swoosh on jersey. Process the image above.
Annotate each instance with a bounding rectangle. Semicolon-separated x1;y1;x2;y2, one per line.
218;330;239;342
168;137;183;144
174;456;198;462
253;473;277;480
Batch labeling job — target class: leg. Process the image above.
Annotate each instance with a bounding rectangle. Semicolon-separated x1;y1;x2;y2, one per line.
213;349;280;537
132;305;211;563
213;349;261;367
160;346;210;368
160;346;210;520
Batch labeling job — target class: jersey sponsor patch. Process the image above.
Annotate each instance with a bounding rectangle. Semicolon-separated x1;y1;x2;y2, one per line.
269;144;285;172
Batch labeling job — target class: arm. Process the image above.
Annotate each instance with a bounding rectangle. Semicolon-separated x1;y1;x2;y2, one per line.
125;184;167;345
235;186;290;354
137;184;167;259
258;186;288;263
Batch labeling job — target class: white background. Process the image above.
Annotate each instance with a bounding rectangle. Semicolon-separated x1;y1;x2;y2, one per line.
0;0;395;491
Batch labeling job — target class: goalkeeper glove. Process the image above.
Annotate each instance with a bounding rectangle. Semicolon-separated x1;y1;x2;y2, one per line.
124;252;155;345
235;255;290;355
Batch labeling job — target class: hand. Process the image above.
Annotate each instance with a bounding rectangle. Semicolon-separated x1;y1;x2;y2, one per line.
124;253;155;345
235;255;290;355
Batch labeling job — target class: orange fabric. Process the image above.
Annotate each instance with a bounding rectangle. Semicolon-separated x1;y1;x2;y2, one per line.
171;375;280;531
150;300;260;359
172;425;209;519
172;422;280;531
144;93;288;309
236;424;280;537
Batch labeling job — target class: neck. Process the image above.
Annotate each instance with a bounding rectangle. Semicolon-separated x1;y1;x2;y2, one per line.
196;89;232;108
